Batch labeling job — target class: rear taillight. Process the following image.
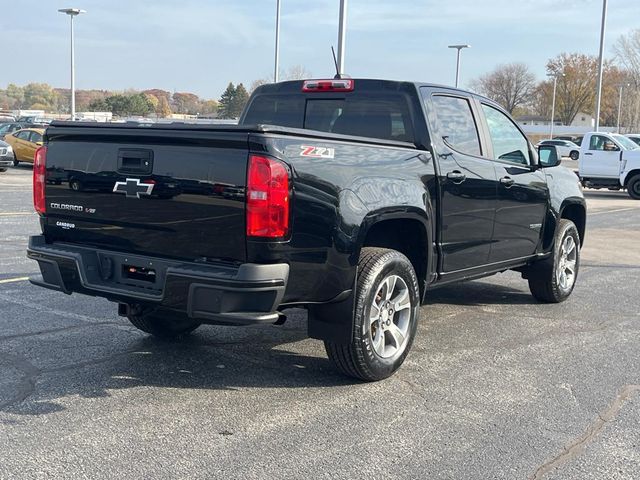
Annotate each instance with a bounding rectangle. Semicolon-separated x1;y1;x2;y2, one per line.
302;79;354;92
33;146;47;215
246;155;289;238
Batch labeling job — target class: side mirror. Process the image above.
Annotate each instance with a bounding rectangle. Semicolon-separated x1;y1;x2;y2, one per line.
538;145;561;168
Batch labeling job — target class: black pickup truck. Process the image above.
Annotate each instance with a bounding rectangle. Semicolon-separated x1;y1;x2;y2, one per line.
28;79;586;381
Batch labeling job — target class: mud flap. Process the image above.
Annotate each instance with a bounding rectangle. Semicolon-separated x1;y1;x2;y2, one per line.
307;275;356;345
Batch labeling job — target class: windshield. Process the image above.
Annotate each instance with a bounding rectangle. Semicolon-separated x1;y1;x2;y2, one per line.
0;124;13;133
613;134;640;150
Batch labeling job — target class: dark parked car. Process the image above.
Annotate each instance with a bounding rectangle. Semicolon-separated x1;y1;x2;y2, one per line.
0;122;29;140
27;78;586;381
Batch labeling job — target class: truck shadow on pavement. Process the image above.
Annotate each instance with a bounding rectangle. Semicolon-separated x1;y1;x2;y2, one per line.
1;280;539;418
0;313;360;418
425;279;537;306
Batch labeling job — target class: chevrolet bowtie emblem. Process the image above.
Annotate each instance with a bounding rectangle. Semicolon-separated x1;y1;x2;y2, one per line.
113;178;155;198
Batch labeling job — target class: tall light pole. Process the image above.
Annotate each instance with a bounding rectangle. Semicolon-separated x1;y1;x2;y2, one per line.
336;0;347;77
448;44;470;88
616;83;629;133
58;8;86;121
548;72;564;139
594;0;608;132
274;0;281;83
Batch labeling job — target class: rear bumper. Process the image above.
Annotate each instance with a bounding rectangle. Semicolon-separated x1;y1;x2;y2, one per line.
27;235;289;325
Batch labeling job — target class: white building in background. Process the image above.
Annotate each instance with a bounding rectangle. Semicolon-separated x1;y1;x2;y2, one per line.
76;112;113;122
516;115;560;127
570;112;594;128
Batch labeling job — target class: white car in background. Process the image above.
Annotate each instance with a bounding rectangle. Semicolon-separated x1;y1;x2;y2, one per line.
626;134;640;147
536;139;581;160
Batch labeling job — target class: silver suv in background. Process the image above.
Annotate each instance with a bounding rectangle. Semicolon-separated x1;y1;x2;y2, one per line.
0;140;14;172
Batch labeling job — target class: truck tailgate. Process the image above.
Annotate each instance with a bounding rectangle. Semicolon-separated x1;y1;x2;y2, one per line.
43;125;249;263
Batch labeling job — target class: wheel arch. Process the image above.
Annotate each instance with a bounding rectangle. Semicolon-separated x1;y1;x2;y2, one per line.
559;201;586;247
355;208;433;299
623;169;640;187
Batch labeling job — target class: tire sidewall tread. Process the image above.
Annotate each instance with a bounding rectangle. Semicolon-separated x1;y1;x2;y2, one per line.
325;247;420;381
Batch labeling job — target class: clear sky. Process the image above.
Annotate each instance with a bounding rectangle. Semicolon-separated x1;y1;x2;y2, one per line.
2;0;637;99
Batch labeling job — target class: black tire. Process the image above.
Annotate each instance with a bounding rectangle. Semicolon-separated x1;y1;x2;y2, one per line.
69;179;82;191
324;247;420;381
127;309;201;339
627;174;640;200
13;153;19;167
527;219;580;303
569;150;579;161
0;168;6;173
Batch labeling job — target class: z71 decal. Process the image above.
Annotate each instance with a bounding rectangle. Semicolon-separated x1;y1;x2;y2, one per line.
300;145;335;159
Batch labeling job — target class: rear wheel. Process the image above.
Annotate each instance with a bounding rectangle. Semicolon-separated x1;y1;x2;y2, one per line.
569;150;579;160
627;174;640;200
69;179;82;191
527;219;580;303
127;309;201;339
324;247;420;381
0;168;6;173
12;153;19;166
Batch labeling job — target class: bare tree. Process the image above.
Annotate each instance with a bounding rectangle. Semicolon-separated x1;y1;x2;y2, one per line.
283;65;312;81
249;65;312;94
613;29;640;131
469;63;536;114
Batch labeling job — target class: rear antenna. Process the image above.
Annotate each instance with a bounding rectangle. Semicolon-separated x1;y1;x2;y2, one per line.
331;46;342;79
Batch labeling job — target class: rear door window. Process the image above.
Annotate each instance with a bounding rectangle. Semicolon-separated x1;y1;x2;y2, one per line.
16;130;31;140
428;95;481;156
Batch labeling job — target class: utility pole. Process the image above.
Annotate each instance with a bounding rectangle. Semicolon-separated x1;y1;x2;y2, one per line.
59;8;86;121
336;0;347;77
548;72;564;139
616;83;629;133
448;45;470;88
594;0;608;132
274;0;281;83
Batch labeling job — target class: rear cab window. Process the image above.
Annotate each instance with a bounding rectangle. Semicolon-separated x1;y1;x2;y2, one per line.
241;86;415;144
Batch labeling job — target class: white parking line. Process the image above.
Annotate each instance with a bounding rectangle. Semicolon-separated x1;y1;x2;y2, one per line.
0;276;29;284
0;212;34;216
590;207;637;216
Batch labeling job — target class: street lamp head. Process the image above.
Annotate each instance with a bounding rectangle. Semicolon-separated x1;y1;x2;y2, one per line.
58;8;86;16
448;44;470;50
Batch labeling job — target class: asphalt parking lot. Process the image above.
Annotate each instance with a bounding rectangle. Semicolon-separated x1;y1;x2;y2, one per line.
1;166;638;479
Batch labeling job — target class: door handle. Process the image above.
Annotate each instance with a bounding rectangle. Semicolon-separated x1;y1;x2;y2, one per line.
446;170;466;183
499;176;515;187
584;152;593;156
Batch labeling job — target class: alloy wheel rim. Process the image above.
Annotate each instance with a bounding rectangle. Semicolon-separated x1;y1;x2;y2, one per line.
369;274;412;359
557;234;577;292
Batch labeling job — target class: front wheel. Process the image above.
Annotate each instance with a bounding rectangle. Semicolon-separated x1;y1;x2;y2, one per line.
527;219;580;303
325;247;420;381
569;150;579;161
12;154;19;167
627;174;640;200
